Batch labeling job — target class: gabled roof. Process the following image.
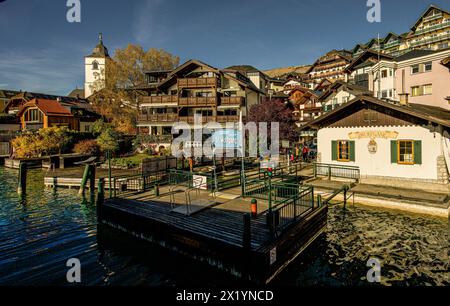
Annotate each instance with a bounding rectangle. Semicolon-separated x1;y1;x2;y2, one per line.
442;56;450;68
411;5;450;31
67;89;85;99
17;99;73;117
300;95;450;130
346;49;394;72
158;59;220;89
382;32;402;44
394;49;438;62
318;81;372;102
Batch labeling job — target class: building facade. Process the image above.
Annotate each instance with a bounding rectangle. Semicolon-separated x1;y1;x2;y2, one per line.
137;60;264;137
306;50;353;87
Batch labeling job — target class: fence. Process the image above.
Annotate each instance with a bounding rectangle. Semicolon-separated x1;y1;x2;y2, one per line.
313;163;360;181
112;170;168;197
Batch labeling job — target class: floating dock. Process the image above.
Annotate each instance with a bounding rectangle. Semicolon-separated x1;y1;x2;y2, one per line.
97;178;327;284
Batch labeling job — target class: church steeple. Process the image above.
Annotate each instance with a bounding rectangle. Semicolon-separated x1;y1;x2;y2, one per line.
85;33;109;98
88;32;110;58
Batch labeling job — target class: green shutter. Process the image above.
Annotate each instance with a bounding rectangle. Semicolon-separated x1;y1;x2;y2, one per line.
332;141;337;161
349;141;355;162
390;140;398;163
414;140;422;165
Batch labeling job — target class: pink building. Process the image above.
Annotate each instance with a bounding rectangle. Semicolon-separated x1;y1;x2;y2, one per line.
395;49;450;109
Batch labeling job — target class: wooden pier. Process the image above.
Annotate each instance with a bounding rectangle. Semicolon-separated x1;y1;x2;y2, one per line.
97;174;328;284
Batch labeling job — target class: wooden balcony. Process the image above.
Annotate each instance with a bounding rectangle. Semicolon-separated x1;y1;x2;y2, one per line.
178;116;216;124
178;77;219;88
140;95;178;104
217;115;239;123
137;113;178;123
178;97;217;107
220;97;245;106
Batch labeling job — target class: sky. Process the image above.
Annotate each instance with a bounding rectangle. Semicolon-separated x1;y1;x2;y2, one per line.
0;0;449;95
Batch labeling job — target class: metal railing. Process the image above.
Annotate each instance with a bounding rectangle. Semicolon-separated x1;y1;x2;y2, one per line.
313;163;360;181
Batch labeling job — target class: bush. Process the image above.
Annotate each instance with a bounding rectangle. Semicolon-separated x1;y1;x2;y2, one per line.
73;140;101;156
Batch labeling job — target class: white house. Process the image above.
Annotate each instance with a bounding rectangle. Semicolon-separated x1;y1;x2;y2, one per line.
301;95;450;189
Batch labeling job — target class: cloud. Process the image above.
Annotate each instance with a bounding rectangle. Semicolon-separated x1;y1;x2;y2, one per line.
0;47;83;95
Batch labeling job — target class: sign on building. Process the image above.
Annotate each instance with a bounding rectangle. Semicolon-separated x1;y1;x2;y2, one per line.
211;129;242;150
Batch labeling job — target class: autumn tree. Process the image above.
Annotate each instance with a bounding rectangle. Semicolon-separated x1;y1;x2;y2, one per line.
247;98;299;145
89;45;179;134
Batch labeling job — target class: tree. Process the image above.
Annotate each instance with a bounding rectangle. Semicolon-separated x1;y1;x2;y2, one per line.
247;98;299;144
97;127;120;153
89;45;179;134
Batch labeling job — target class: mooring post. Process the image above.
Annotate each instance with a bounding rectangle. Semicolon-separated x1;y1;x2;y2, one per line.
155;184;160;197
53;177;57;191
89;164;96;197
96;178;105;218
243;213;251;250
343;186;347;210
79;164;90;195
317;194;322;207
328;164;331;180
17;162;27;196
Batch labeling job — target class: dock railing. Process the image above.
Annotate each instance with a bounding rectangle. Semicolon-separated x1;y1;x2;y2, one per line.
313;163;360;181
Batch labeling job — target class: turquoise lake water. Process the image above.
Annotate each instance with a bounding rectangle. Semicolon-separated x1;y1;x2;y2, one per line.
0;167;448;286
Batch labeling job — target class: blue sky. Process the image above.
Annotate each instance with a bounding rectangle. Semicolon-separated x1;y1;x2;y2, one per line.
0;0;449;95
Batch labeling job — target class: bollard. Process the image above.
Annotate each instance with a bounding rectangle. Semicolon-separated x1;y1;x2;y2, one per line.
89;164;96;197
242;213;251;250
79;164;90;195
155;184;160;197
343;186;348;210
17;162;27;196
96;178;105;218
53;177;57;191
317;194;322;207
250;199;258;218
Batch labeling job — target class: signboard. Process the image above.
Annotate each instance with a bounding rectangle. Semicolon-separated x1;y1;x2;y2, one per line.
193;175;208;190
212;129;242;150
281;140;290;149
348;131;398;140
260;160;277;169
269;247;277;265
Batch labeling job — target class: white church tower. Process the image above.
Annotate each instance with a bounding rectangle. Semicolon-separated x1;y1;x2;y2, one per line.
84;33;110;98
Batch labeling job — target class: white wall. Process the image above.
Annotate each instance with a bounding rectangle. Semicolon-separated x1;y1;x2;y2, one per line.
318;125;442;181
85;57;106;98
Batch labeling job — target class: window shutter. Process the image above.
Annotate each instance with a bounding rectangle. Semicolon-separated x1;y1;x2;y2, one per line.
390;140;398;163
332;141;337;161
414;140;422;165
349;141;355;162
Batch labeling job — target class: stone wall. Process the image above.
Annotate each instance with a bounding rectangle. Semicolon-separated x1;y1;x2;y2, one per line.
437;155;449;185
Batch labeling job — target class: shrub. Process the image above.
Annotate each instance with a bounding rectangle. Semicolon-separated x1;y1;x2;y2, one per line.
73;139;101;156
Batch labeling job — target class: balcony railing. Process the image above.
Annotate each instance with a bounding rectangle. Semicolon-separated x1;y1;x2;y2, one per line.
409;33;450;47
217;115;239;123
220;96;245;106
422;12;443;22
140;95;178;104
178;97;217;107
414;20;450;35
138;113;178;123
178;116;215;124
178;77;219;88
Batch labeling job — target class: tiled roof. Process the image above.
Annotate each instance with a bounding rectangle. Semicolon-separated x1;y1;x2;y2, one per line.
394;49;437;62
18;99;73;117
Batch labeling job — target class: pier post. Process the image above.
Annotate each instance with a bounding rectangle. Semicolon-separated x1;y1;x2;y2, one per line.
89;164;96;197
17;162;27;196
79;164;90;195
53;177;57;191
317;194;322;207
155;184;160;197
343;186;347;210
96;178;105;218
242;213;251;250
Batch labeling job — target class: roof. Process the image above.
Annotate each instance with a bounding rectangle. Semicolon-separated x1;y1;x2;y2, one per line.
300;95;450;130
0;89;21;100
17;99;73;117
67;89;85;99
225;65;260;73
318;81;372;101
346;49;394;72
394;49;438;62
86;33;110;58
411;5;450;31
306;50;352;74
442;56;450;68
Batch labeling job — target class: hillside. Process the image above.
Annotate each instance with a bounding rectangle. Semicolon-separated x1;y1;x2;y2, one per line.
263;65;311;78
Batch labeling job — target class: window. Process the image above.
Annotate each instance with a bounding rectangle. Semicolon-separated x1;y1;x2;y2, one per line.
337;141;350;162
389;69;393;77
411;64;420;74
92;61;99;70
389;89;393;97
84;125;90;132
424;62;432;72
381;70;388;78
423;84;433;95
25;108;43;122
382;90;388;98
411;86;422;96
398;140;414;165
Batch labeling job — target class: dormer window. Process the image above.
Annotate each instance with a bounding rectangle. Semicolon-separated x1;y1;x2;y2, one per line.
92;61;99;70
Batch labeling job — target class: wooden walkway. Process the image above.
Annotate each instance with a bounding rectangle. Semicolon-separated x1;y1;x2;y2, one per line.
98;186;327;284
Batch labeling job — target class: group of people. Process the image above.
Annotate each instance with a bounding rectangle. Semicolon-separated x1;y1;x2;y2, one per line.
287;143;314;163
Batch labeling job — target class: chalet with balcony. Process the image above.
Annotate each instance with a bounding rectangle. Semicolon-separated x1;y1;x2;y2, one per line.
306;50;352;87
17;98;100;132
137;59;264;137
319;81;372;112
288;88;322;127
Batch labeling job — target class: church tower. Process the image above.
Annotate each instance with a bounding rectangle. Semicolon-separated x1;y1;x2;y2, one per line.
84;33;110;98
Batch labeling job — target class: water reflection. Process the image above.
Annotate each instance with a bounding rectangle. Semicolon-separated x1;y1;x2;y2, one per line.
0;167;448;286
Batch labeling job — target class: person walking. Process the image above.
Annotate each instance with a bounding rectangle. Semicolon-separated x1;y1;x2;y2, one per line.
302;145;309;162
